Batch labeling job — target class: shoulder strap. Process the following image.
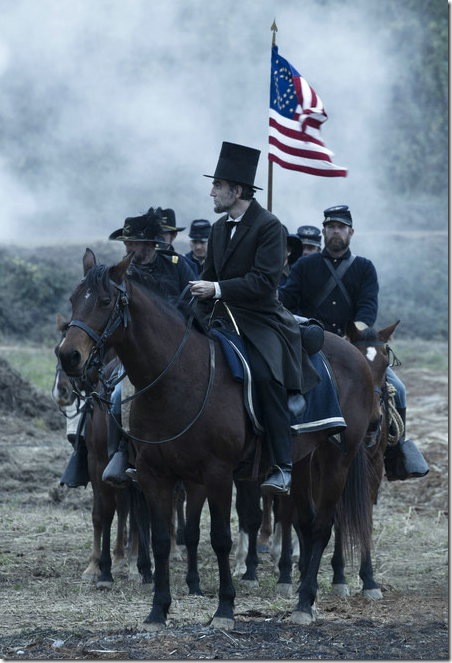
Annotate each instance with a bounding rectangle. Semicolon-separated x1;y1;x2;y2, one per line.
313;255;356;308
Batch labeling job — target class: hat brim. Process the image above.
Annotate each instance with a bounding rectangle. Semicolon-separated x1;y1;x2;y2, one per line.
323;218;352;227
302;239;322;247
160;225;186;232
108;228;159;242
203;174;263;191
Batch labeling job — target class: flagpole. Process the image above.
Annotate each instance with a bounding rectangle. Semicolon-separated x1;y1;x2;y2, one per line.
267;20;277;212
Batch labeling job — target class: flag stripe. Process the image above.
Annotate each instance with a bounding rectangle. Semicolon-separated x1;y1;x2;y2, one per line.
269;45;347;178
269;152;348;177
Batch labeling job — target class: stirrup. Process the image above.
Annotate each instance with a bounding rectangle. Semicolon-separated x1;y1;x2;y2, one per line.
260;465;292;496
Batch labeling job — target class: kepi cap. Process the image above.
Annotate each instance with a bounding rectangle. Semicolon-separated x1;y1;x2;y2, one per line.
189;219;211;241
323;205;353;227
109;207;165;242
296;225;322;247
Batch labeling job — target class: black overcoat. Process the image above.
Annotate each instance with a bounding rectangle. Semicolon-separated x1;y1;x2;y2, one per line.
200;199;318;393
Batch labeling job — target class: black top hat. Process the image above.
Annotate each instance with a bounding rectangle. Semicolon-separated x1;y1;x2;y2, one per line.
189;219;211;241
109;207;165;242
159;208;186;232
323;205;353;227
297;225;322;247
204;141;263;190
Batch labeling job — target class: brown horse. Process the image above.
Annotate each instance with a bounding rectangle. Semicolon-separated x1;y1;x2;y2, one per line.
58;249;376;629
328;320;400;599
53;315;152;587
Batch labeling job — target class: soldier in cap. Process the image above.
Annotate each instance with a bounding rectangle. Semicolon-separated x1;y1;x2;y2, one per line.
184;219;212;276
296;225;322;256
158;208;186;253
279;204;429;483
60;207;196;488
190;141;319;495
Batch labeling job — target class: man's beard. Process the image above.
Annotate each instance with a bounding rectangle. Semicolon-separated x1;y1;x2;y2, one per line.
326;236;348;252
214;201;230;214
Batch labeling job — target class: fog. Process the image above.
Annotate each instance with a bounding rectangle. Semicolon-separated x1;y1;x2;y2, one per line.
0;0;442;251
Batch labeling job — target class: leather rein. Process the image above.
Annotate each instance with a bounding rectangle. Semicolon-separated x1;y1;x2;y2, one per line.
67;278;216;445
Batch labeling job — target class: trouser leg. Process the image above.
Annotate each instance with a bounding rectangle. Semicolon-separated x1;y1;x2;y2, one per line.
60;408;89;488
245;343;293;495
384;406;429;481
102;383;130;486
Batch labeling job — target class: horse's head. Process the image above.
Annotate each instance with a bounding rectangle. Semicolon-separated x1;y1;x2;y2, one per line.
51;313;75;407
58;248;133;378
346;320;400;436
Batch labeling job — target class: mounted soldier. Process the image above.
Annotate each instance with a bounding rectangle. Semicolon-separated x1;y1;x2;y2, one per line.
59;207;196;487
279;204;429;482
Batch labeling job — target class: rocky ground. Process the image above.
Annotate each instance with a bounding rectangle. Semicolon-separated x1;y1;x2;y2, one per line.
0;358;448;660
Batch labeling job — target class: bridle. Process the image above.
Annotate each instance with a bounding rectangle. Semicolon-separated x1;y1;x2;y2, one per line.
66;276;216;444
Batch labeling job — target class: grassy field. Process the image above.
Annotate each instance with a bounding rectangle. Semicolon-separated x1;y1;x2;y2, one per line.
0;338;447;396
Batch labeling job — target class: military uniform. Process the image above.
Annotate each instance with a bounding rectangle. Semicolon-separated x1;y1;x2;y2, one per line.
279;247;379;336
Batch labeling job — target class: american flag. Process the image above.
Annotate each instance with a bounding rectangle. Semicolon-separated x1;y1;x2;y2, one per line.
269;45;347;177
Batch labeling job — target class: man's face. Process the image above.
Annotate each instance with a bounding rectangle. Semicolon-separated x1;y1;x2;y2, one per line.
210;179;238;214
123;240;156;265
190;239;208;259
322;222;353;253
302;244;321;256
160;230;177;247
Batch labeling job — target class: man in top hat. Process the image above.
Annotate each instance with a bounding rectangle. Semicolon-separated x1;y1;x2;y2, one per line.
279;204;429;483
184;219;212;276
189;141;319;495
296;225;322;256
60;207;196;488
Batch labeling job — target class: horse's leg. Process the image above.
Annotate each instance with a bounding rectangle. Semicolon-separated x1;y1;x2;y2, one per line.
290;457;337;624
205;472;236;630
112;487;130;576
234;479;262;585
184;481;206;595
275;494;295;597
129;483;153;584
96;490;116;588
258;493;273;552
331;524;350;597
141;478;174;628
82;492;102;581
175;481;186;546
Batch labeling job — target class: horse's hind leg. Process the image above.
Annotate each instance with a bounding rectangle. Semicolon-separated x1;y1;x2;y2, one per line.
331;525;350;597
234;479;262;585
112;487;130;576
275;494;295;597
129;484;153;584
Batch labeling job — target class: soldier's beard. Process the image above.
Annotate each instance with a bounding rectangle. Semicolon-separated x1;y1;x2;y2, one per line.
326;236;349;253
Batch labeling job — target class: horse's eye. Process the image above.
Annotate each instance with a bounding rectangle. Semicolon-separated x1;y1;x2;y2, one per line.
100;296;111;307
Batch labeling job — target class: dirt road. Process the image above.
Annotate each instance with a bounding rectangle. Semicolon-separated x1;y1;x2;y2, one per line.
0;363;448;659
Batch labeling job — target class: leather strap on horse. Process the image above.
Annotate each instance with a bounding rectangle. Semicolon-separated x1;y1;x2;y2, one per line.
313;255;356;309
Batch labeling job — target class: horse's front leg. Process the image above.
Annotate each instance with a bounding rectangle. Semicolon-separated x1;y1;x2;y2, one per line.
139;476;174;629
184;481;207;596
205;471;236;630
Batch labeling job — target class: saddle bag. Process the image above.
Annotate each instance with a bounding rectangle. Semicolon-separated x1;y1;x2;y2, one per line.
295;316;325;355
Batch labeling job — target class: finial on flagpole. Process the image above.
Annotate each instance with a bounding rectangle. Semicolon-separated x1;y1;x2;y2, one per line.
271;20;278;46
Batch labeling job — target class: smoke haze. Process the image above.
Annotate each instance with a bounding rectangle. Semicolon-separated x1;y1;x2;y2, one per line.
0;0;446;255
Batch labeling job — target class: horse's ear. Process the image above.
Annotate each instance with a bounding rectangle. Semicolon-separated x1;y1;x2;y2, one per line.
345;320;361;342
378;320;400;343
56;312;67;333
109;252;134;285
83;248;96;275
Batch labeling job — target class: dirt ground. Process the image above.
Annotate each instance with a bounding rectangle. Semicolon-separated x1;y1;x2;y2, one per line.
0;358;448;660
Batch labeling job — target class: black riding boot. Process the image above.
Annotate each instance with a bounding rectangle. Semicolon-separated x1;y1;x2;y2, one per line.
384;408;429;481
101;413;130;486
60;435;89;488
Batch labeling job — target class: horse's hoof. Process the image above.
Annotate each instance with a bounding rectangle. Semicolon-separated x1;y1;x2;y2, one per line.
239;579;259;589
362;588;383;600
143;621;166;631
289;610;315;625
210;617;234;631
112;559;129;576
275;582;293;597
232;564;247;577
96;580;113;590
331;583;350;598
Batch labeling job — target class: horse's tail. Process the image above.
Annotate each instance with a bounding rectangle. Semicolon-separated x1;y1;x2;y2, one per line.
334;443;372;562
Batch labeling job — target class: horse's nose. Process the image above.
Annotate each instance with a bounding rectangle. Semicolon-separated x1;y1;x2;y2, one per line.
59;349;82;376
